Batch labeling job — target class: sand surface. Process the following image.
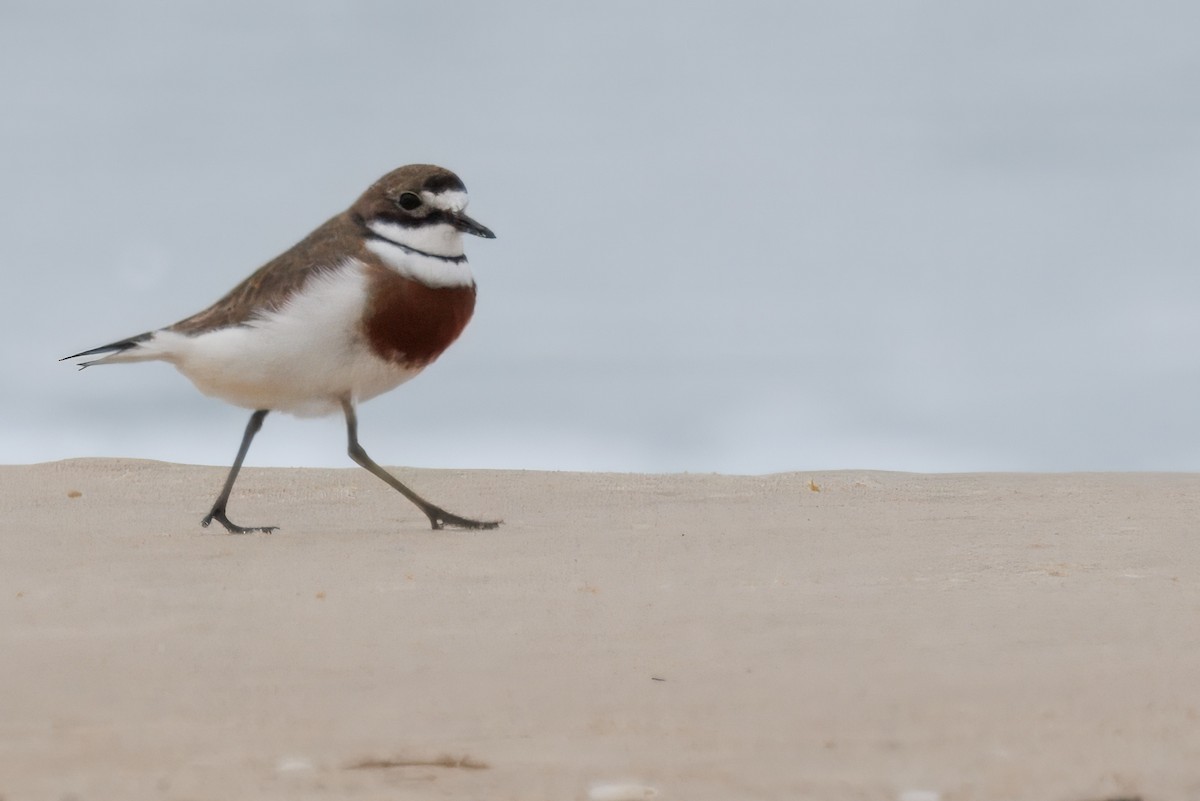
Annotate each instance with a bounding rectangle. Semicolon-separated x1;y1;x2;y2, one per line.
2;459;1198;800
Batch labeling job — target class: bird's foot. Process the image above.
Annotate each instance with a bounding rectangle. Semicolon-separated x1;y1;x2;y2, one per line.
202;508;278;535
423;505;501;531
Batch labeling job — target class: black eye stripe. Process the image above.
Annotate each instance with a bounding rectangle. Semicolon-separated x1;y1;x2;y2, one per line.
362;209;451;229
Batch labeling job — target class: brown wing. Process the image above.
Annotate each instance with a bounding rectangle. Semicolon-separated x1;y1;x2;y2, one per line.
169;211;364;336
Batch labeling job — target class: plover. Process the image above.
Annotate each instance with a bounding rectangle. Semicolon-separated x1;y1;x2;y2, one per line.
63;164;499;533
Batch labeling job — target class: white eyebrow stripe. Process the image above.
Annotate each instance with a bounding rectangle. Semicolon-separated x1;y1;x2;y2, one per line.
422;189;468;212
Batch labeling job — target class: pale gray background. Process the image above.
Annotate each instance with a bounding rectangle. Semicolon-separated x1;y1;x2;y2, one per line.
4;1;1200;473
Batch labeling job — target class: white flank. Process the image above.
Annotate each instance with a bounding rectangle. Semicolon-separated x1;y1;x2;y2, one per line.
365;220;475;288
142;259;419;416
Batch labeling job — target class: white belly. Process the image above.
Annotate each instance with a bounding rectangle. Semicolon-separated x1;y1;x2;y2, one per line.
155;260;422;416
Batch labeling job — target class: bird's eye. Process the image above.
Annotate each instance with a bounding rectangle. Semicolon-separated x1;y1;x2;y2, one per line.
397;192;423;211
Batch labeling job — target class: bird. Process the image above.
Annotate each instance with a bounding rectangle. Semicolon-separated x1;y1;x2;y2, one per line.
62;164;500;533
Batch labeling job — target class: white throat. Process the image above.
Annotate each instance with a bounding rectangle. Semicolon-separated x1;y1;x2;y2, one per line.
365;220;474;288
368;219;465;259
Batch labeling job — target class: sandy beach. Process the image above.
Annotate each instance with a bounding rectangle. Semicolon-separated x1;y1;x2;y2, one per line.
2;459;1198;800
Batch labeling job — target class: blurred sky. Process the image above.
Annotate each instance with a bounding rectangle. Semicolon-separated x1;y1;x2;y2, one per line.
4;0;1200;473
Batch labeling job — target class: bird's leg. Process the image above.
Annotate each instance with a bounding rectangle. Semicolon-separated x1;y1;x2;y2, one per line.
201;409;277;534
341;398;500;530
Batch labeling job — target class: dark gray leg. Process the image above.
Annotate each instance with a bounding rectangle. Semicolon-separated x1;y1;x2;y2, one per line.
341;398;499;530
202;409;277;534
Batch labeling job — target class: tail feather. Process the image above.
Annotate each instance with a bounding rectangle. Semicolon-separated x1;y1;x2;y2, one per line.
61;331;155;368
